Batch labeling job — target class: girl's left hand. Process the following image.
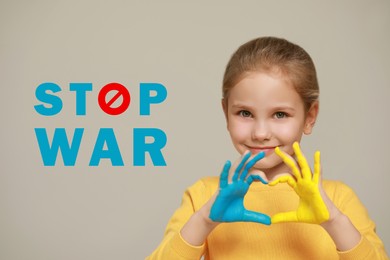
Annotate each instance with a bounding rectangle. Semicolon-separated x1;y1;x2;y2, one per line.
269;142;336;224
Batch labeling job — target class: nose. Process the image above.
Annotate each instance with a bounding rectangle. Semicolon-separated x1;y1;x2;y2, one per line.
252;119;271;142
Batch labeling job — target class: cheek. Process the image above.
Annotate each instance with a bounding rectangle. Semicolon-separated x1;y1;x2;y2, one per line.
274;121;304;142
228;120;251;142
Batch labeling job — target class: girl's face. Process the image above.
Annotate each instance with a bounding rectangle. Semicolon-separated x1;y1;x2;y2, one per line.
223;71;318;178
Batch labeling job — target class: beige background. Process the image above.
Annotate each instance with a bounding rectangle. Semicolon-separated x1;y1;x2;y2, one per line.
1;0;389;259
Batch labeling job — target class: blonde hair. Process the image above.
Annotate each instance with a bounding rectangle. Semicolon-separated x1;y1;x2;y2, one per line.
222;37;319;112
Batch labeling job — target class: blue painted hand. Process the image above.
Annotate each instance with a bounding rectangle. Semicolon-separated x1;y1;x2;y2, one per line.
209;152;271;225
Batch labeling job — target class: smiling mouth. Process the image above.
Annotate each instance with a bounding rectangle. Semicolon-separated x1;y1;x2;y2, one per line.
246;146;277;155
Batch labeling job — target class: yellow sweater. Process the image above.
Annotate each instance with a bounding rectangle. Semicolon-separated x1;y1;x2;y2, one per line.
147;177;388;259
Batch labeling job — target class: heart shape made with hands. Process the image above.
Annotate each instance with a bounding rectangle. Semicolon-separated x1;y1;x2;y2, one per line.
209;142;330;225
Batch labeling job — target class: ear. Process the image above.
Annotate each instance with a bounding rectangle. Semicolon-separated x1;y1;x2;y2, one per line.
303;101;319;135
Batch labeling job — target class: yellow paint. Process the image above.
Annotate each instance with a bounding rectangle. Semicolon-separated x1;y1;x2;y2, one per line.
269;142;330;224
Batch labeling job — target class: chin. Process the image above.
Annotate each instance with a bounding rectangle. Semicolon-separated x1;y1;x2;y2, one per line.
253;157;283;171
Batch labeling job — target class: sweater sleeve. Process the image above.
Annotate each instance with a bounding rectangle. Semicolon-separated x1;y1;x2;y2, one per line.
327;182;389;260
146;179;213;260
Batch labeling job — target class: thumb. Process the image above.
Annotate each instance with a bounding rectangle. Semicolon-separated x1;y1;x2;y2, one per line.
243;210;271;225
271;211;298;224
248;169;269;184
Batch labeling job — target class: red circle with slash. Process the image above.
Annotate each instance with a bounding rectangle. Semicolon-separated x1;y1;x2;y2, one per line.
98;83;131;115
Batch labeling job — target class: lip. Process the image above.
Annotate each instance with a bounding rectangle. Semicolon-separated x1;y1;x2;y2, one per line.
246;145;277;156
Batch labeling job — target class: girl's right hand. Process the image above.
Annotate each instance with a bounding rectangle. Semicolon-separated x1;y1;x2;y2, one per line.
180;152;270;247
208;151;271;225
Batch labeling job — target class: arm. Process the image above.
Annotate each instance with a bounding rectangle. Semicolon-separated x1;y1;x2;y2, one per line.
325;181;389;259
320;212;360;252
180;192;219;247
145;180;210;260
147;151;270;259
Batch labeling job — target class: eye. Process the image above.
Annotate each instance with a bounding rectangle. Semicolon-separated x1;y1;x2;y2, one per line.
239;110;252;118
274;112;287;119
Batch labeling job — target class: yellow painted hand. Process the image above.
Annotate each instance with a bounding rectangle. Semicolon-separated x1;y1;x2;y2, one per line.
269;142;330;224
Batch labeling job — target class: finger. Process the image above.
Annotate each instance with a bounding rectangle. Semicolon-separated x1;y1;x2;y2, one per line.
232;152;251;182
219;160;231;188
313;151;321;184
242;210;271;225
240;151;265;182
247;175;254;185
269;175;296;188
293;142;311;180
271;211;298;224
247;175;268;185
275;147;302;180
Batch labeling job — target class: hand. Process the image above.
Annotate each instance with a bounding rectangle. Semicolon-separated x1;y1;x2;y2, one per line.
209;152;271;225
269;142;330;224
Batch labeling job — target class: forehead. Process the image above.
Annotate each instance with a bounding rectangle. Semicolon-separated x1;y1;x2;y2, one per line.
227;72;303;108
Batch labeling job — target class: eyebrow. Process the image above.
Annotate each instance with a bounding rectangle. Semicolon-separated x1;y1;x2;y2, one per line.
230;103;252;109
272;106;296;112
230;103;296;111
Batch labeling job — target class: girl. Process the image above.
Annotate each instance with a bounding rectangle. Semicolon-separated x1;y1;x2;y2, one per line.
147;37;388;259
